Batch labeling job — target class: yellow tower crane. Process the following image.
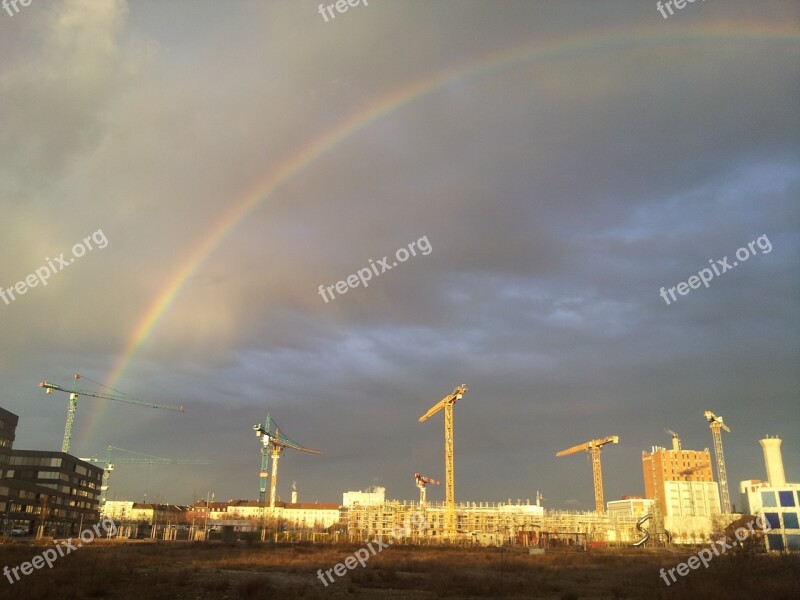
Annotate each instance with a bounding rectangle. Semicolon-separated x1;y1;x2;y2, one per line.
704;410;732;513
556;435;619;513
419;384;467;537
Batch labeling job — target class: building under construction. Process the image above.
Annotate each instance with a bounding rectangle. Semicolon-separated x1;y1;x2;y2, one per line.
341;492;646;548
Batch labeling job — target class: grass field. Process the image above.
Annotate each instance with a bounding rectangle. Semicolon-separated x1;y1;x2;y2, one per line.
1;541;798;599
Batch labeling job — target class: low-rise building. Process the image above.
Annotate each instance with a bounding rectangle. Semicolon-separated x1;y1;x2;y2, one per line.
739;437;800;552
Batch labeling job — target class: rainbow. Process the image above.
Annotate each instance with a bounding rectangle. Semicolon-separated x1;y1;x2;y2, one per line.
83;20;799;441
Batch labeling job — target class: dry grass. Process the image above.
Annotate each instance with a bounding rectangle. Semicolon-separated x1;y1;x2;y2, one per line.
0;540;797;599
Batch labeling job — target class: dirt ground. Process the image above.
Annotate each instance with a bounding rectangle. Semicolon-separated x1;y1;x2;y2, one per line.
0;540;798;599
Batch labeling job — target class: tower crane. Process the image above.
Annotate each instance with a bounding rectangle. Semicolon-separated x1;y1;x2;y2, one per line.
704;410;732;513
556;435;619;513
40;374;184;453
79;446;210;504
253;414;320;509
414;473;440;509
419;384;467;536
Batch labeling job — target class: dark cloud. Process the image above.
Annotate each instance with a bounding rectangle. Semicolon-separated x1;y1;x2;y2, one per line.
0;0;798;510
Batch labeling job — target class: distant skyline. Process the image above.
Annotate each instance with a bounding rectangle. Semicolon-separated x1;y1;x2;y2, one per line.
1;0;798;510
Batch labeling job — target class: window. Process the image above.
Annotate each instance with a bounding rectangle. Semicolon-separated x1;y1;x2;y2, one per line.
787;535;800;551
783;512;799;529
764;512;781;530
779;491;796;507
761;491;777;507
767;534;784;551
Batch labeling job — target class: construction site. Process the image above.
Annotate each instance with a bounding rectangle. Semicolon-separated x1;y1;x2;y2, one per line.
0;382;800;552
2;381;797;554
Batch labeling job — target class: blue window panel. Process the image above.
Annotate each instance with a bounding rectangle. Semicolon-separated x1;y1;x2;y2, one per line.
767;534;784;551
787;535;800;551
779;491;796;507
784;512;799;529
765;513;781;530
761;491;777;507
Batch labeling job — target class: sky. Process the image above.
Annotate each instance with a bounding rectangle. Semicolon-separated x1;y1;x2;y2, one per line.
0;0;798;511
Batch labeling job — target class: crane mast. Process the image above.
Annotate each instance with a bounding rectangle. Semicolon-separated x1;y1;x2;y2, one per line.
704;410;732;513
419;384;467;537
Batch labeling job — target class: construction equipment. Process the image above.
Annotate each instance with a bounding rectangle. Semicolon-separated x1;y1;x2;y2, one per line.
556;435;619;513
40;374;184;453
253;414;320;509
665;429;681;451
79;446;209;504
419;384;467;536
414;473;440;509
704;410;732;513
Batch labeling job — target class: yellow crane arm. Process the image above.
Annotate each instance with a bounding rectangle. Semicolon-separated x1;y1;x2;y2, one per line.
556;442;590;457
419;385;467;423
556;436;618;457
418;398;447;422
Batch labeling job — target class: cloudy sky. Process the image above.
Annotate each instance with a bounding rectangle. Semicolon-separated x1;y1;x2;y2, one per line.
1;0;798;511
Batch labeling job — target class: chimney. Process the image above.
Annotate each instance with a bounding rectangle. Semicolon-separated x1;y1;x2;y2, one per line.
672;437;681;452
760;437;786;487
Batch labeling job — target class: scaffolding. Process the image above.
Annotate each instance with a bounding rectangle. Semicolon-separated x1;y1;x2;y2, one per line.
342;499;637;546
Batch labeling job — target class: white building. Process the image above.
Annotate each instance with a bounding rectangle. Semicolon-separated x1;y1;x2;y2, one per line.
607;497;654;519
662;481;721;517
101;500;135;521
343;486;385;508
740;437;800;552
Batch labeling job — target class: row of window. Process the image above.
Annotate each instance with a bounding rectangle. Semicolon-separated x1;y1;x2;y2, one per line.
763;511;799;530
766;534;800;551
9;456;62;467
761;490;797;508
6;502;94;521
5;470;100;489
